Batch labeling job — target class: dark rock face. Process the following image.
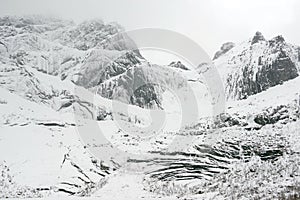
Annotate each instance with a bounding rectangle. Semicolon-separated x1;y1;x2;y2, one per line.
94;64;187;109
71;51;142;88
220;33;300;100
233;50;298;99
251;31;266;45
254;105;299;126
269;35;285;46
131;83;162;109
95;66;164;109
213;113;248;128
168;61;189;70
256;50;298;89
213;42;235;60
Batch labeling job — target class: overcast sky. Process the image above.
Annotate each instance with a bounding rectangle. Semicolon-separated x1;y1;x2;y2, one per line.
1;0;299;60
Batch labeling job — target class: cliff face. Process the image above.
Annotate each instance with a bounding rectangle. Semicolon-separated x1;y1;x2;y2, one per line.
214;32;300;100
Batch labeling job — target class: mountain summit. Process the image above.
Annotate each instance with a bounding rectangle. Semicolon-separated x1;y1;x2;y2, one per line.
214;32;300;100
213;42;235;60
251;31;266;44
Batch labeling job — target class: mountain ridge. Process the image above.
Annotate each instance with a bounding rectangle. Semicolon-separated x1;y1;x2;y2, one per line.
214;31;300;100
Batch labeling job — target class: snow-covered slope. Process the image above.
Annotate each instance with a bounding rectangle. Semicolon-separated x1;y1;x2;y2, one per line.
141;70;300;200
0;86;113;197
137;34;300;200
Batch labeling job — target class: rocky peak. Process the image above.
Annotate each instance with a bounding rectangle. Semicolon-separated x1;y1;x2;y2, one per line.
77;19;105;32
213;42;235;60
56;19;136;52
273;35;285;43
214;33;300;100
268;35;285;47
251;31;266;45
0;15;73;31
168;61;189;70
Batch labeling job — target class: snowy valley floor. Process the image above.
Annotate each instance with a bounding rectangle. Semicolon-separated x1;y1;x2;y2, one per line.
1;71;300;199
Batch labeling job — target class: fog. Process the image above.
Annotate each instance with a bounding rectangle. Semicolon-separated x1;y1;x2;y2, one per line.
1;0;299;58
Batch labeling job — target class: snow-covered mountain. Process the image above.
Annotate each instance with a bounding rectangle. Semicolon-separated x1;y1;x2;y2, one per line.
1;16;300;199
214;31;300;100
139;33;300;199
0;15;207;110
0;15;210;198
141;43;300;199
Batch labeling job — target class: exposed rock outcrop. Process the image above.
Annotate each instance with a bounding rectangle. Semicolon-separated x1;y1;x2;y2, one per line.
214;32;300;100
251;31;266;45
168;61;189;70
213;42;235;60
